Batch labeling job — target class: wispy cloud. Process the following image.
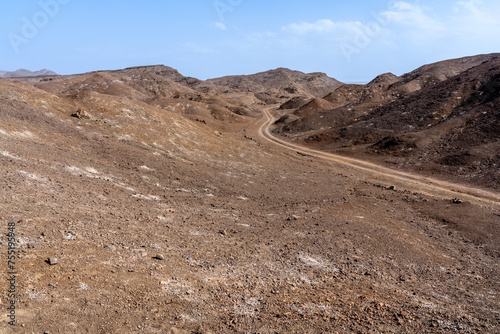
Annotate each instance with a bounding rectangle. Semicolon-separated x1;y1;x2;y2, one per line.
382;1;445;32
212;0;500;77
214;22;227;31
282;19;381;39
284;19;344;34
453;0;500;35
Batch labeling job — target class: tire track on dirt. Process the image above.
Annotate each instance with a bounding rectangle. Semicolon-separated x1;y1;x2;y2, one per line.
258;107;500;208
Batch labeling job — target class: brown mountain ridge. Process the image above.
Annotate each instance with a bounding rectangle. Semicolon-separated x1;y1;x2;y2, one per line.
1;54;499;333
274;53;500;190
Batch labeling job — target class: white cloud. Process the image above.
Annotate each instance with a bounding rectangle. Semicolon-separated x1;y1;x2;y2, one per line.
284;19;338;34
230;0;500;71
382;1;445;32
283;19;372;37
214;22;227;30
454;0;500;27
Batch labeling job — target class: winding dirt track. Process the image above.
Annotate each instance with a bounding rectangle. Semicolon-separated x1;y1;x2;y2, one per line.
258;107;500;208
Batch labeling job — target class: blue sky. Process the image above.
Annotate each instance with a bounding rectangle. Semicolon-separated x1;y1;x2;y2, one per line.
1;0;499;82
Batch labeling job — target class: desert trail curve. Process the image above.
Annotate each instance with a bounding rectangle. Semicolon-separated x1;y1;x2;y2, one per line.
258;107;500;208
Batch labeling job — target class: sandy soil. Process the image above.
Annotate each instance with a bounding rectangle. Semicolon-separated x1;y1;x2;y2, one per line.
1;96;499;333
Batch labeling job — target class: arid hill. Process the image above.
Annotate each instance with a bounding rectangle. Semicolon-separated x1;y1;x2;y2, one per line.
1;58;499;333
274;54;500;190
14;66;261;126
207;67;343;103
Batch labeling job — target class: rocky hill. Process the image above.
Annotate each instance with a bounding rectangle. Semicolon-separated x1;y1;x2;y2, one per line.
207;67;343;102
274;54;500;190
0;58;499;333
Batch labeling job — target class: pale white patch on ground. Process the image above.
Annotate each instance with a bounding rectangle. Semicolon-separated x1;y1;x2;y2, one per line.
292;303;335;316
115;183;136;192
160;279;200;302
65;166;115;182
298;252;339;272
131;194;161;201
24;288;48;302
12;130;37;139
116;134;132;141
0;129;37;139
16;237;34;247
156;216;173;223
84;167;99;174
0;150;22;160
19;170;48;183
175;188;195;193
76;282;89;291
140;165;155;171
25;289;48;302
232;297;261;316
177;314;197;322
237;196;249;201
64;232;76;240
152;142;165;149
154;183;170;190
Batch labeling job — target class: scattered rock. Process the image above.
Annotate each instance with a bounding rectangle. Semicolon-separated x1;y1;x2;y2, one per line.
71;109;91;119
154;254;165;260
47;257;58;265
452;198;463;204
104;244;117;251
220;230;228;236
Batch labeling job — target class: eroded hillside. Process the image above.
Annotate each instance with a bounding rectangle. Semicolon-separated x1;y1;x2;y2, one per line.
274;54;500;190
0;60;499;333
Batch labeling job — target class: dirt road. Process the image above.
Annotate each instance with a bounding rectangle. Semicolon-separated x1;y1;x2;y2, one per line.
1;91;499;333
258;107;500;208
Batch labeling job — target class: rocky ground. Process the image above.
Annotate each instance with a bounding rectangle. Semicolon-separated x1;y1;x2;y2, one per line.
274;54;500;191
0;62;499;333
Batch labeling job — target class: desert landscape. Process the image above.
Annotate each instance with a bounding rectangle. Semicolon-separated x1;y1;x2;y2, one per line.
1;54;499;333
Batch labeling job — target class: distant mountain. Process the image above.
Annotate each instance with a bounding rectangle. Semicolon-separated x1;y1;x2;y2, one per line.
0;69;57;78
